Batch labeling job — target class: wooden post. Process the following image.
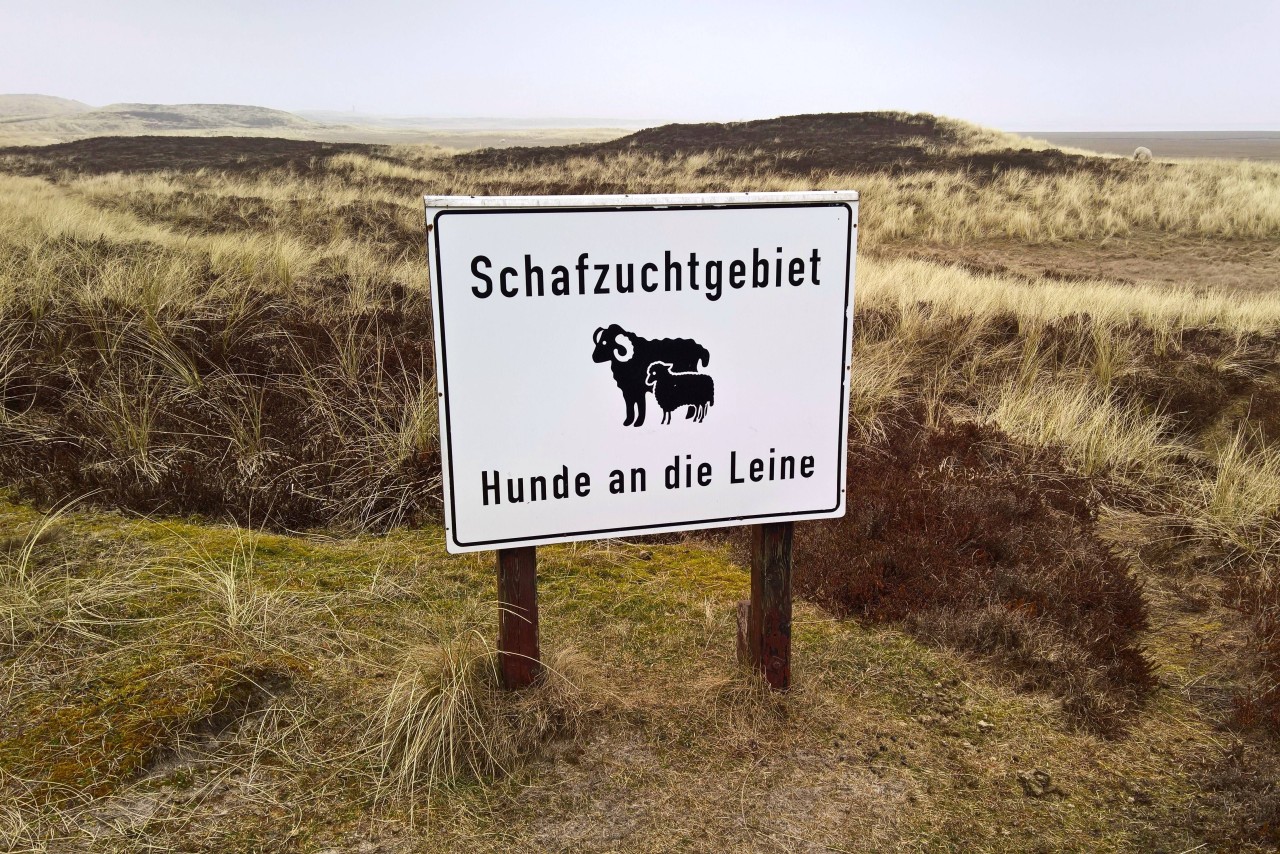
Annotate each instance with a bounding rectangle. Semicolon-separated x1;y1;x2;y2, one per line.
496;546;541;689
740;522;794;691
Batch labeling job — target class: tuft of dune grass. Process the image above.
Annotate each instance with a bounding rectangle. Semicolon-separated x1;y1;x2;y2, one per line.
373;635;604;824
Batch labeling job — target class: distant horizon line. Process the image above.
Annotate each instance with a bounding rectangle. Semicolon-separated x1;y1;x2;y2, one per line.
3;94;1276;133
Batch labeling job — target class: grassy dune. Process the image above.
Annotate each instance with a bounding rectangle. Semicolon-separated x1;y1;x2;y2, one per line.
4;114;1280;850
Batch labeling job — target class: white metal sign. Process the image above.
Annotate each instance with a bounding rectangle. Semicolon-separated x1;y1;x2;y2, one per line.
426;192;858;553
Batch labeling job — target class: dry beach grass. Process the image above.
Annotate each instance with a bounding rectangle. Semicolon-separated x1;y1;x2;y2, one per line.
3;113;1280;850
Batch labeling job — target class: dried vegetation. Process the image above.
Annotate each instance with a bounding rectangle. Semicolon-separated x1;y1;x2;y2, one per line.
795;416;1154;734
3;112;1280;849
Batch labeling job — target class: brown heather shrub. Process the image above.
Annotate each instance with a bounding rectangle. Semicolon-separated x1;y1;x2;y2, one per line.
0;296;440;531
1225;576;1280;733
1112;327;1280;437
795;415;1155;732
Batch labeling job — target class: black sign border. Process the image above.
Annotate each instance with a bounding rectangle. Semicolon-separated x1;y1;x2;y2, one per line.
431;201;856;549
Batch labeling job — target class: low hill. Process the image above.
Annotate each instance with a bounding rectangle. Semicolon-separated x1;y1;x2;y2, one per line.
0;96;635;148
1;101;322;140
0;93;92;119
459;111;1120;178
0;111;1124;181
92;102;320;131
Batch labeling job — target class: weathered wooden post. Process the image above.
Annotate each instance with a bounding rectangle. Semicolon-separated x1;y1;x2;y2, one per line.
496;546;541;689
737;522;794;690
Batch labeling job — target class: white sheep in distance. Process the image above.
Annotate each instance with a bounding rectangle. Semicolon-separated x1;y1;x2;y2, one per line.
1133;146;1153;162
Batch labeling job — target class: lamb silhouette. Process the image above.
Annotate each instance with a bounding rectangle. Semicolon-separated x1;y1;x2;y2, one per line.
592;324;709;427
646;362;714;423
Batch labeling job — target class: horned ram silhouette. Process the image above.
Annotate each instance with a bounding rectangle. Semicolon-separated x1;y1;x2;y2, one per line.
646;362;715;424
592;324;710;427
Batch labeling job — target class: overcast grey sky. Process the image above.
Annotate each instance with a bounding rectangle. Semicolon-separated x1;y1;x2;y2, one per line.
3;0;1277;130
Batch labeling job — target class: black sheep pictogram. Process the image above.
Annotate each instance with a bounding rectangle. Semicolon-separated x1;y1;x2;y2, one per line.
591;324;710;427
645;362;715;423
